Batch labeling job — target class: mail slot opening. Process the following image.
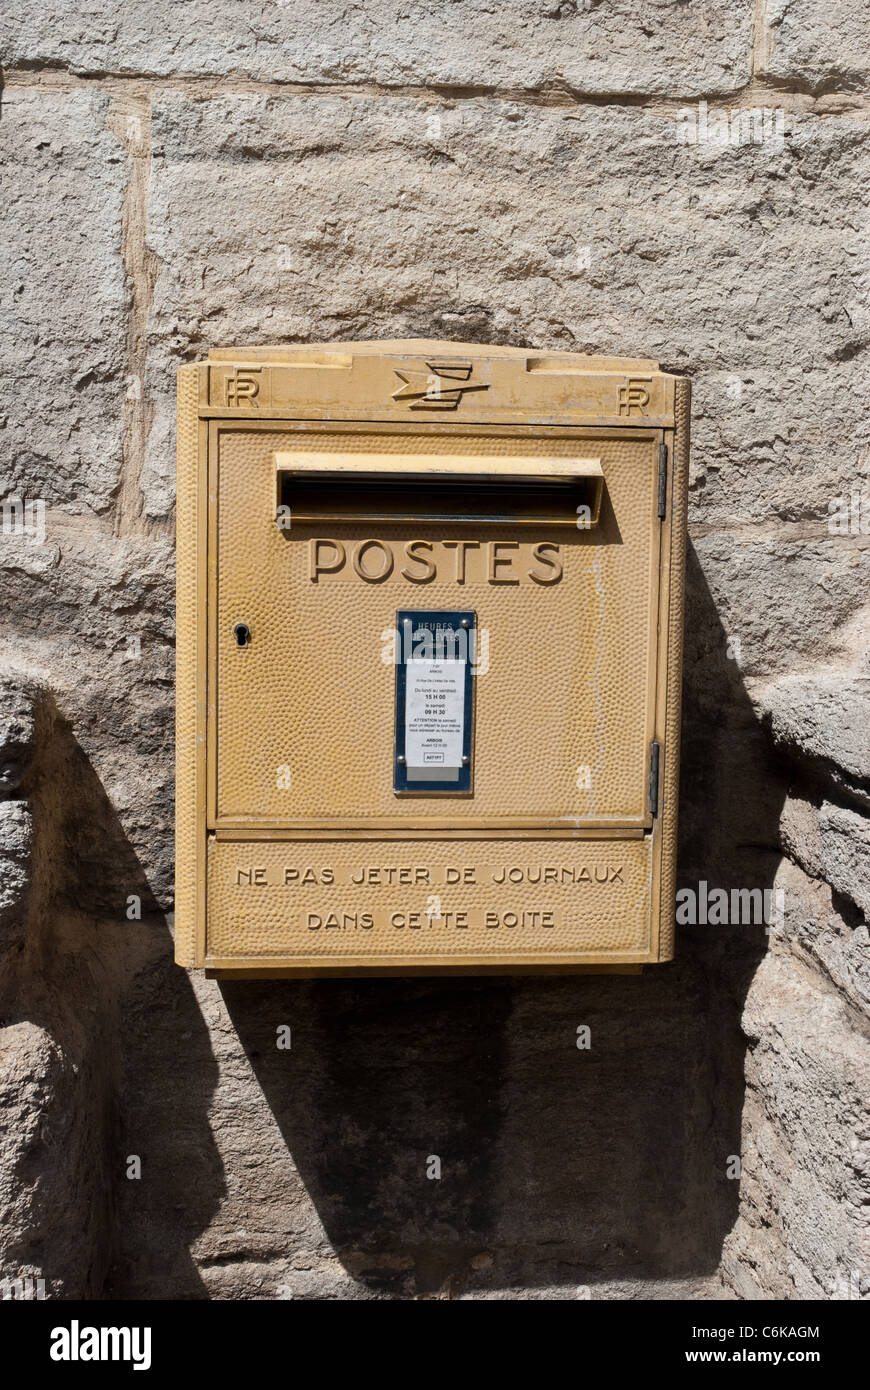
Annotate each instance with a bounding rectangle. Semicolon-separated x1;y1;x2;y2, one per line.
279;474;603;527
275;450;604;527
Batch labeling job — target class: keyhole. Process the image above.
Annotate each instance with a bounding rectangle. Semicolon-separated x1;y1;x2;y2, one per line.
233;623;251;647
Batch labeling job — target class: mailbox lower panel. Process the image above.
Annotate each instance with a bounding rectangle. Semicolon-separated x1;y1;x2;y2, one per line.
205;836;656;968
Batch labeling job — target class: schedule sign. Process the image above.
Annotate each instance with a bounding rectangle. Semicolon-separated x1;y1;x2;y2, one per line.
394;611;475;794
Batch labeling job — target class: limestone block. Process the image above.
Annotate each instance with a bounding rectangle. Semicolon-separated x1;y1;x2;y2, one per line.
690;534;870;678
0;1;754;94
0;91;127;515
0;802;32;952
0;530;175;906
723;950;870;1297
762;0;870;92
0;672;38;795
762;664;870;800
779;794;825;881
819;801;870;916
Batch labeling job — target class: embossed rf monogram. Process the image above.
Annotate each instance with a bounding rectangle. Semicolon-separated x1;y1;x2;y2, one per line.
617;375;652;416
225;367;262;406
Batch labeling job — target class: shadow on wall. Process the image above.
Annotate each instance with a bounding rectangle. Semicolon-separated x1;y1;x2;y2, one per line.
51;724;226;1303
0;680;224;1300
217;541;786;1299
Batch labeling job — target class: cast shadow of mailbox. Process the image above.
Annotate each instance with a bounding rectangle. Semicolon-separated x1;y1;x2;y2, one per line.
0;697;225;1300
64;723;227;1301
222;541;783;1298
48;720;226;1300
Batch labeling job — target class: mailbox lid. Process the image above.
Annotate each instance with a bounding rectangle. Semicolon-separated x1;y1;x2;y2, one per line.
204;339;674;428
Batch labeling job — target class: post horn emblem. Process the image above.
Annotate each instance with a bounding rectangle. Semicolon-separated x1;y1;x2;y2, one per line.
392;359;490;411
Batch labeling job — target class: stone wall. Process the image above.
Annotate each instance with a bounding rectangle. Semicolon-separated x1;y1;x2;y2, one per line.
1;2;868;1299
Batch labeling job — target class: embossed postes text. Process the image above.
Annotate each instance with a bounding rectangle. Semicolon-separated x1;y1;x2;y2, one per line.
308;538;563;584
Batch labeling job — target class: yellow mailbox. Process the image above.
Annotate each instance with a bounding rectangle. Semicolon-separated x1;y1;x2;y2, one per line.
175;340;689;976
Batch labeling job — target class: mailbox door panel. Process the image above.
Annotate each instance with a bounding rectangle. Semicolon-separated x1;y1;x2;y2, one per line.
212;422;662;829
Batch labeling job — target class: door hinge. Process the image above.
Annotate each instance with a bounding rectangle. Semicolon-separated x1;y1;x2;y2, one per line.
649;739;661;817
657;443;668;519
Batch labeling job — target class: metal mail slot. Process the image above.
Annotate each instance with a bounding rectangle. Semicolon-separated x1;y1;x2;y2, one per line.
275;450;604;527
